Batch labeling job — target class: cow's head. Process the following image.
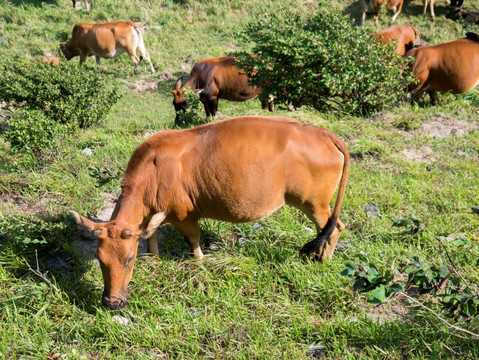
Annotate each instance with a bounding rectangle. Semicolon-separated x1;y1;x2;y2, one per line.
172;78;190;124
59;42;78;60
71;211;166;310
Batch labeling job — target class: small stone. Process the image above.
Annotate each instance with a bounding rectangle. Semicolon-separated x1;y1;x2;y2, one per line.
252;222;262;231
112;315;130;327
237;237;247;246
209;242;221;251
306;343;326;358
363;202;381;218
188;308;200;316
303;226;315;234
82;148;93;156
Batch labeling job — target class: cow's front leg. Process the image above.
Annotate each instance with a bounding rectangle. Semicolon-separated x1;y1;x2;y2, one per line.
95;56;101;66
79;52;88;66
174;221;203;261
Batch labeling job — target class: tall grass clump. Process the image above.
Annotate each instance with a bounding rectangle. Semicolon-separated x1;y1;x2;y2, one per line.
236;4;414;116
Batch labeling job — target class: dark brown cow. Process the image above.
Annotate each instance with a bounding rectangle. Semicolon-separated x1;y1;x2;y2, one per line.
60;21;155;74
173;56;272;124
423;0;464;21
405;32;479;104
72;116;349;309
373;24;420;55
360;0;404;26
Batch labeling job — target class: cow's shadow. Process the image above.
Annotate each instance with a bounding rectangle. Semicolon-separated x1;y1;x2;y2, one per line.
7;0;58;7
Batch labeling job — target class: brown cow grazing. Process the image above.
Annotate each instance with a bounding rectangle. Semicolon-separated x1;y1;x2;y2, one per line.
173;56;272;125
373;24;420;55
71;116;349;309
360;0;404;27
423;0;464;21
60;21;155;74
405;32;479;104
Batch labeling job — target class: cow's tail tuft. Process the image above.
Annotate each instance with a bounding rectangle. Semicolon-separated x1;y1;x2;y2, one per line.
466;32;479;43
300;134;349;256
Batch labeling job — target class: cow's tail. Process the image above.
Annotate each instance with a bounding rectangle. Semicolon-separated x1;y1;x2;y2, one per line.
300;135;349;256
412;25;421;46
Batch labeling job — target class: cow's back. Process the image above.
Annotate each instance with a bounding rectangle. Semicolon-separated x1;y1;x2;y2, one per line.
407;38;479;93
141;116;346;223
190;57;259;101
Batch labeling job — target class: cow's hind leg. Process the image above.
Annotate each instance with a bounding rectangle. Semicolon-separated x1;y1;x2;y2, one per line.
301;207;344;261
137;44;155;74
174;220;204;261
127;50;140;75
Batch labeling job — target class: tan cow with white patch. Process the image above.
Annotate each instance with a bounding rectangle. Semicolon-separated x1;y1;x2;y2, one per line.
60;21;155;74
72;116;349;309
361;0;404;26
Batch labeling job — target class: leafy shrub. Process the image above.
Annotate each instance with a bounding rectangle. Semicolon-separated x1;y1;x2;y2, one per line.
236;6;414;116
0;58;120;129
5;108;63;154
0;213;74;253
341;262;404;303
175;87;207;127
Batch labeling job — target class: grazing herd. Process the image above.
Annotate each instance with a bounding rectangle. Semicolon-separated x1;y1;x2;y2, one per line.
61;2;479;309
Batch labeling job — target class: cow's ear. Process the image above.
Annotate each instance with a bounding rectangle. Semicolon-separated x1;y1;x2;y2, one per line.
70;210;103;237
141;212;167;239
175;78;182;90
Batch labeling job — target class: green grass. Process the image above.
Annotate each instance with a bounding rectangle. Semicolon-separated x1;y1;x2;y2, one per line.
1;0;479;358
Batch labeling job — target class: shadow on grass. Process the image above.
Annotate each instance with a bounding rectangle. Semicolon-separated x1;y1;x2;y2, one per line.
6;0;58;7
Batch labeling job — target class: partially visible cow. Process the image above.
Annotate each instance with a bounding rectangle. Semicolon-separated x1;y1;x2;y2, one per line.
71;116;349;309
173;56;272;125
360;0;404;27
423;0;464;21
373;24;420;55
405;32;479;104
60;21;155;74
446;7;479;23
72;0;90;11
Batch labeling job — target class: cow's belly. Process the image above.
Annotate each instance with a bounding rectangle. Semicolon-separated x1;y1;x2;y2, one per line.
196;190;287;223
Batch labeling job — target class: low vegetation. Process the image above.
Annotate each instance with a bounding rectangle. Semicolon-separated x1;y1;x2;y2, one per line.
236;6;414;116
0;0;478;358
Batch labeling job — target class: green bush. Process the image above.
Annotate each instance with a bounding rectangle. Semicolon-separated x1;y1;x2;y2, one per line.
175;87;207;127
5;108;63;154
0;58;120;129
236;6;414;116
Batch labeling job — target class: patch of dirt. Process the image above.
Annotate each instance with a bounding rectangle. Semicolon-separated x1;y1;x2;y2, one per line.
128;76;158;92
158;72;174;81
225;43;240;51
0;192;57;215
363;297;410;324
398;146;436;163
417;113;478;138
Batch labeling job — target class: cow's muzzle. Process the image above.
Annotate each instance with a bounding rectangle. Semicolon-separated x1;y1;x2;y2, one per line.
102;290;129;310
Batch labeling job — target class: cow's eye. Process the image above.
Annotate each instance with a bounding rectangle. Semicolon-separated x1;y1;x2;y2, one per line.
125;255;134;267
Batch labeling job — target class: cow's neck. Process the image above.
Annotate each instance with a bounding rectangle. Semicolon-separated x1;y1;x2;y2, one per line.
110;184;152;225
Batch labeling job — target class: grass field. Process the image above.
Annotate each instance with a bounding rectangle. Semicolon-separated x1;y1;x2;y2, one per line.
0;0;479;358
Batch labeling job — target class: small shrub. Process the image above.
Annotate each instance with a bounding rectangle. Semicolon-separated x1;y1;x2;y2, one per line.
0;58;120;129
5;108;63;154
0;213;74;253
236;6;414;116
175;87;206;126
